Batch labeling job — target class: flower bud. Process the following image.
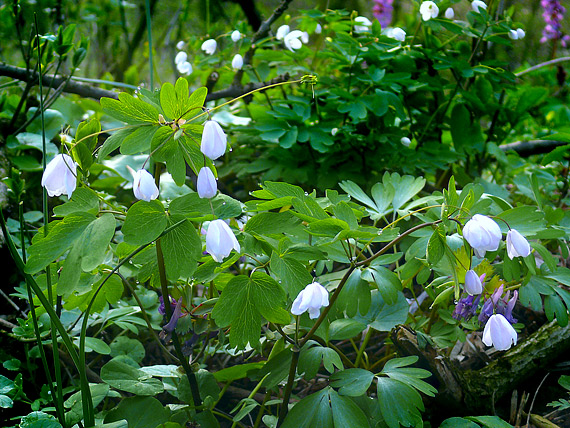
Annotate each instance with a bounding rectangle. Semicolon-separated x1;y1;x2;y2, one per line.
482;313;517;351
176;41;185;50
41;154;78;198
506;229;531;259
420;1;439;21
197;167;217;198
471;0;487;13
231;53;244;70
206;220;241;262
445;7;454;19
509;30;519;40
390;27;406;42
133;169;159;202
175;51;187;65
315;23;322;34
516;28;525;39
201;39;217;55
291;281;329;319
231;30;241;42
276;25;290;40
400;137;411;147
465;270;483;295
176;61;192;75
463;214;502;258
201;120;227;160
354;16;372;33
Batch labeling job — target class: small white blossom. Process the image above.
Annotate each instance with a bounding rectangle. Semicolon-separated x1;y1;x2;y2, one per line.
41;154;78;197
400;137;411;147
276;24;290;40
176;61;192;75
464;270;483;295
445;7;455;19
516;28;525;39
197;167;217;199
175;51;187;65
231;30;241;42
201;39;217;55
284;30;306;51
471;0;487;13
389;27;406;42
231;53;244;70
509;29;519;40
354;16;373;33
206;220;240;262
301;31;309;44
420;1;439;21
315;23;322;34
506;229;531;259
482;314;517;351
176;40;185;50
201;120;227;160
133;169;159;202
463;214;502;258
291;281;329;319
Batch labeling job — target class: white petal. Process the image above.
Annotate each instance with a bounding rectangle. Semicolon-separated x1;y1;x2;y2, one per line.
197;167;217;199
175;51;187;65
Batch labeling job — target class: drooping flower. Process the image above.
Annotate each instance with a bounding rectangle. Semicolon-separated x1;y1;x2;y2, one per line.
420;1;439;21
206;220;241;262
478;285;518;324
162;298;184;333
284;30;306;51
315;23;323;34
354;16;373;33
291;281;329;319
197;167;217;199
373;0;394;28
276;24;290;40
465;270;484;295
453;294;481;321
201;120;227;160
400;136;411;147
506;229;531;259
201;39;217;55
231;53;244;70
176;61;193;75
462;214;502;258
445;7;455;19
471;0;487;13
482;313;517;351
231;30;241;42
509;29;519;40
41;154;78;198
516;28;526;39
176;40;185;50
388;27;406;42
175;51;187;64
133;169;159;202
301;31;309;44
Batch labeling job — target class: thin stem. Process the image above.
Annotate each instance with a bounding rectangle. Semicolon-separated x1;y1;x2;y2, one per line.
354;327;373;368
516;56;570;77
145;0;154;89
276;347;300;427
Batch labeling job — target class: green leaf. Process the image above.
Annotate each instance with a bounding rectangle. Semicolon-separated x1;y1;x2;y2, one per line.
25;212;97;274
440;417;479;428
110;337;146;363
160;215;201;280
427;226;446;266
20;411;63;428
98;128;137;160
80;213;116;271
122;200;167;245
244;212;302;235
328;319;366;340
101;93;160;124
376;377;424;428
336;268;371;317
104;396;168;428
465;416;514;427
354;290;408;332
362;266;401;305
53;187;99;217
213;362;264;382
380;356;437;397
385;172;426;212
120;125;158;155
183;87;208;120
281;387;369;428
298;343;343;379
212;272;289;349
151;126;186;185
497;206;546;237
73;118;100;171
330;368;374;397
270;252;313;298
100;359;163;395
64;383;110;425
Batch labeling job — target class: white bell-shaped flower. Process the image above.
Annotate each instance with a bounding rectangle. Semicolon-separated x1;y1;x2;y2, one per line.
354;16;372;33
445;7;455;19
291;281;329;319
471;0;487;13
201;39;217;55
276;25;290;40
231;30;241;42
400;137;411;147
197;167;217;199
516;28;525;39
201;120;227;160
133;169;159;202
231;53;244;70
41;154;78;197
175;51;187;65
464;270;483;295
482;313;517;351
420;1;439;21
506;229;531;259
389;27;406;42
206;220;240;262
463;214;502;258
315;23;322;34
284;30;306;51
176;40;185;50
176;61;192;75
508;29;519;40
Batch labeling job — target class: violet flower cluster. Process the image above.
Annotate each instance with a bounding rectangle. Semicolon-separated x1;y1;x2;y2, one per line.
540;0;570;47
372;0;394;28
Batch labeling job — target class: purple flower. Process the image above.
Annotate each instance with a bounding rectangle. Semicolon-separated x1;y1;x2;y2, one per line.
540;0;569;47
158;295;177;315
478;285;518;324
373;0;394;28
453;294;481;321
163;298;184;333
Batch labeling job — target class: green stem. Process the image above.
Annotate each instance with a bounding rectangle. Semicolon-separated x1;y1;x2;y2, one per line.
354;327;373;368
276;347;300;427
145;0;154;90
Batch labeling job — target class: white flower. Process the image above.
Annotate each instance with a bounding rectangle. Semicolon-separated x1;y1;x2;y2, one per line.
516;28;525;39
231;30;241;42
175;51;187;65
176;40;185;50
284;30;306;51
464;270;483;295
315;23;322;34
420;1;439;21
471;0;487;13
463;214;502;258
41;154;78;197
354;16;373;33
509;29;519;40
133;169;159;202
291;281;329;319
389;27;406;42
197;167;217;199
201;120;227;160
482;314;517;351
176;61;192;75
201;39;217;55
231;53;244;70
276;24;290;40
206;220;240;262
445;7;454;19
301;31;309;44
506;229;531;259
400;137;411;147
